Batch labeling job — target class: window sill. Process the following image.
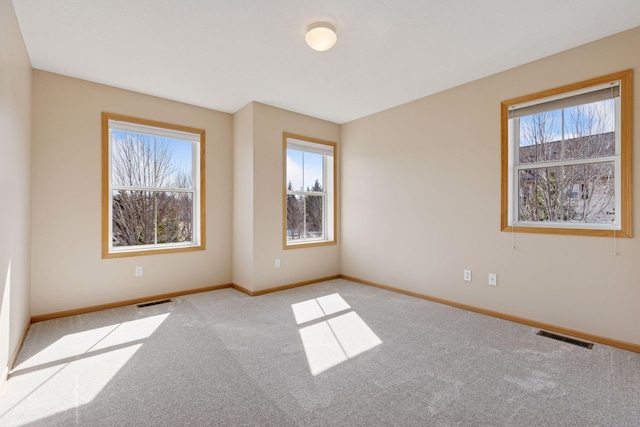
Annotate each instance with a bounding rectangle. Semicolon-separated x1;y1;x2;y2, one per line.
103;244;205;259
501;225;630;238
284;239;337;250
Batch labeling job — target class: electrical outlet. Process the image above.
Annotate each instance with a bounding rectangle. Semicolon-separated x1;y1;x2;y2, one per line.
135;266;143;277
275;259;281;268
463;270;472;281
488;273;497;286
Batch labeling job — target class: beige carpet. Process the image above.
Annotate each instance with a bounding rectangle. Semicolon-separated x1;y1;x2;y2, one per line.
1;279;638;426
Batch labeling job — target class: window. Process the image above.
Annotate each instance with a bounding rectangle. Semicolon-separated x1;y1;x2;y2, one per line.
501;70;632;237
102;113;205;258
284;133;337;248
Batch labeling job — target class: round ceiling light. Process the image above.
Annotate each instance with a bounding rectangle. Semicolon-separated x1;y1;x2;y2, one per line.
305;22;337;52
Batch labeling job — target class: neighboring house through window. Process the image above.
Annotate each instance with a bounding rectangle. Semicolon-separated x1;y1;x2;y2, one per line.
284;133;337;248
102;113;205;258
501;70;632;237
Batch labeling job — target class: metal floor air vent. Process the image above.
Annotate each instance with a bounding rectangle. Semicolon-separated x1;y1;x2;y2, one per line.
537;330;594;349
136;299;172;308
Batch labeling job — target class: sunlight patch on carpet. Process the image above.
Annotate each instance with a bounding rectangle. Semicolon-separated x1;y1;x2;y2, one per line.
291;293;350;325
2;313;169;424
294;294;381;376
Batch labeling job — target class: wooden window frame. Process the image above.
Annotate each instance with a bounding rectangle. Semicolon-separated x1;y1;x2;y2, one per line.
283;133;338;249
102;112;206;258
500;70;633;237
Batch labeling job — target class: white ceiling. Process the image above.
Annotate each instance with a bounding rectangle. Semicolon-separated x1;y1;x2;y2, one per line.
11;0;640;124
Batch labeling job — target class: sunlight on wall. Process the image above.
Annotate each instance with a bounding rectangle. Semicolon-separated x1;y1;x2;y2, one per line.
1;261;11;378
293;294;382;376
1;313;169;424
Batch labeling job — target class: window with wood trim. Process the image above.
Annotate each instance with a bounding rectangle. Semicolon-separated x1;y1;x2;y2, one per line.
284;133;337;248
501;70;632;237
102;113;205;258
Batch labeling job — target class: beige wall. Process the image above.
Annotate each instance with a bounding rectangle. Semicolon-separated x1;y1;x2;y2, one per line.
0;0;32;381
233;102;341;292
30;71;233;316
341;27;640;345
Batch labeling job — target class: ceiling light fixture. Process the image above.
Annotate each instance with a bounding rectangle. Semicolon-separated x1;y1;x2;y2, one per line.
305;22;337;52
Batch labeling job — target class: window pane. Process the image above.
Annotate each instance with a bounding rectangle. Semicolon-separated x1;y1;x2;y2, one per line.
286;194;304;240
303;152;323;192
518;99;615;165
111;131;155;187
518;163;615;224
561;100;615;161
305;195;324;237
287;149;303;192
157;137;193;189
112;190;155;246
111;132;194;189
156;192;193;243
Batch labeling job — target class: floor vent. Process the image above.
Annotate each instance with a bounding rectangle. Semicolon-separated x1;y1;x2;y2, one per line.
537;330;594;349
136;299;172;308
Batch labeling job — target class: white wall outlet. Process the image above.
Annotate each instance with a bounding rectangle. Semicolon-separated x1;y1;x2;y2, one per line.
135;266;143;277
275;259;281;268
488;273;497;286
463;270;472;281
